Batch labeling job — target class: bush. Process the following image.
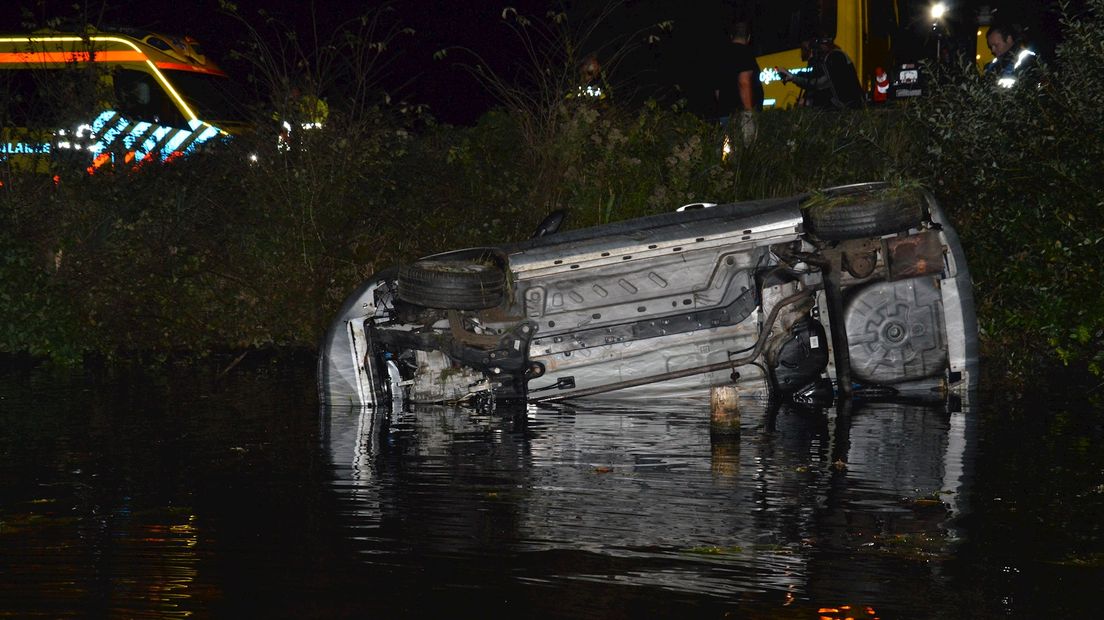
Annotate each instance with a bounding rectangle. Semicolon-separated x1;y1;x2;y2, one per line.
3;1;1102;387
910;0;1104;376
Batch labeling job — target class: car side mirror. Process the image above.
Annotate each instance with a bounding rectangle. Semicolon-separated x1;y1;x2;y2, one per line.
531;209;567;238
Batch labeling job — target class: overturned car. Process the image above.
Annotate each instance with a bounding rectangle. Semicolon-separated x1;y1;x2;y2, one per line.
319;183;977;408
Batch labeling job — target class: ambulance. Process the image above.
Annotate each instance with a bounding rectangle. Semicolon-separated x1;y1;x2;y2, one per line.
0;28;247;174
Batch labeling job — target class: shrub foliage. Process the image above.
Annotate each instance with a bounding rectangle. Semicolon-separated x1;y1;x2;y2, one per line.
1;2;1102;385
908;0;1104;377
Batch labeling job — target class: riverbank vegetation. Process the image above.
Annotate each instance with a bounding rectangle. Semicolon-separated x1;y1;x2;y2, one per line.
1;2;1102;388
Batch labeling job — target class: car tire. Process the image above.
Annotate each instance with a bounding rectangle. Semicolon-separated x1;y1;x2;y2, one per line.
802;188;926;241
397;257;506;310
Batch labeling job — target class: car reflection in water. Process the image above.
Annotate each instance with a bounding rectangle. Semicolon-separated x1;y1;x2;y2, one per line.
321;392;975;610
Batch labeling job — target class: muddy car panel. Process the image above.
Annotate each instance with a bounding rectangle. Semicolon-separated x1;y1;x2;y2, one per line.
319;183;978;408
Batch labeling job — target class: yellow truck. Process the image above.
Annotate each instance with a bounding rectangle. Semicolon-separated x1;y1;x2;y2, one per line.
0;28;246;173
754;1;994;108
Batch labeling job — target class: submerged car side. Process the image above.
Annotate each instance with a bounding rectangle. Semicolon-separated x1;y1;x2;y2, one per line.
319;183;977;408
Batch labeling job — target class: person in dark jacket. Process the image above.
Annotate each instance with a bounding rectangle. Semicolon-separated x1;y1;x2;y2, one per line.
718;21;764;145
778;36;864;110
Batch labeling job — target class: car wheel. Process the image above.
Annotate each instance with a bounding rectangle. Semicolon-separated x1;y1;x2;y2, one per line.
844;277;948;384
802;187;926;241
397;257;506;310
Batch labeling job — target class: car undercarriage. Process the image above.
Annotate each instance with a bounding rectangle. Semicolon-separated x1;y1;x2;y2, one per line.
319;183;977;409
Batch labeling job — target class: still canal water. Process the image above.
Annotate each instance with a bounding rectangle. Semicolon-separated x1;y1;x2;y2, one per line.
1;361;1101;618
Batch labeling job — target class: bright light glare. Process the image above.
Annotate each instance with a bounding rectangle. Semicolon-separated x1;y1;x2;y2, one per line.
930;2;948;20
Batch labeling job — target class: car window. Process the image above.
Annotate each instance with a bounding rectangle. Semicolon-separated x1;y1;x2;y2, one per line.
113;68;187;128
161;69;250;125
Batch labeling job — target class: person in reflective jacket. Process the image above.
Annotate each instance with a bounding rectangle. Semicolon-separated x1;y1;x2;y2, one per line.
778;36;864;110
984;23;1037;88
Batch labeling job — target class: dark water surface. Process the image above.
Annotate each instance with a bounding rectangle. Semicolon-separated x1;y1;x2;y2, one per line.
1;362;1101;618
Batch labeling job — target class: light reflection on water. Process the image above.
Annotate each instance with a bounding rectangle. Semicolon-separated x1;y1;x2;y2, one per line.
2;366;1101;618
323;395;977;615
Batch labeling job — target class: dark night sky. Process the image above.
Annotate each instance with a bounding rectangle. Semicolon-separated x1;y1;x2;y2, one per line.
0;1;1077;125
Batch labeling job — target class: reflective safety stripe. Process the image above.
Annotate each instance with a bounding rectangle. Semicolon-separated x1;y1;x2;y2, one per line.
137;126;173;162
0;50;146;64
161;125;194;154
153;61;227;76
125;122;161;163
79;110;223;170
122;121;153;150
4;108;222;171
88;153;111;172
89;113;131;157
1013;49;1036;69
89;110;122;138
